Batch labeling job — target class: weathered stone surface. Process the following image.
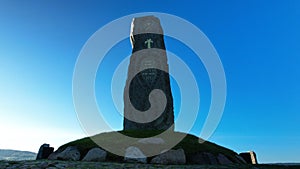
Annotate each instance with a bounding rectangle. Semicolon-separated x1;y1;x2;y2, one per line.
48;146;80;161
217;153;233;165
124;146;147;163
150;149;186;165
48;151;59;160
123;15;174;131
187;152;218;164
138;137;165;144
239;151;258;164
130;15;163;35
235;154;247;164
36;143;54;160
82;148;107;162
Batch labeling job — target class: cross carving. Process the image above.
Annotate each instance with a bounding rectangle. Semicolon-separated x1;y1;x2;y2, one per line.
144;39;153;49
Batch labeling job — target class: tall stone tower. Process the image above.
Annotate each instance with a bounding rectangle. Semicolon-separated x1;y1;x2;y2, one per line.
123;16;174;130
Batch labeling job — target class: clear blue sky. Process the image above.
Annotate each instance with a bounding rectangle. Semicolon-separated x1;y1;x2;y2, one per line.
0;0;299;163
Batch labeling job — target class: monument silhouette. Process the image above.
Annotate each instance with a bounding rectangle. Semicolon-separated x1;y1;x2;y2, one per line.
47;15;255;166
123;16;174;130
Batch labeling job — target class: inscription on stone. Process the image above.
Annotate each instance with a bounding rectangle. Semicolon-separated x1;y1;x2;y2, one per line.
123;16;174;130
145;39;153;48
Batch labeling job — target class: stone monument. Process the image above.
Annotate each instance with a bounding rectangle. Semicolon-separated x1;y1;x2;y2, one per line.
36;143;54;160
239;151;258;164
123;16;174;130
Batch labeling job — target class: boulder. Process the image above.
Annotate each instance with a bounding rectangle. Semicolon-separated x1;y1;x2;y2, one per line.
150;149;186;165
187;152;218;164
206;152;218;164
217;153;233;165
48;146;80;161
82;148;107;162
239;151;258;164
48;151;60;160
235;154;247;164
124;146;147;163
36;143;54;160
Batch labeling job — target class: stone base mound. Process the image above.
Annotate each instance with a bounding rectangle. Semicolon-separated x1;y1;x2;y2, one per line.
47;130;247;165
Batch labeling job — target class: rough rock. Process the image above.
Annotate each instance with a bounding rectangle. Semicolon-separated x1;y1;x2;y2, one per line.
217;153;233;165
206;152;218;164
36;143;54;160
235;154;247;164
124;146;147;163
150;149;186;165
187;152;218;164
239;151;258;164
82;148;107;162
138;137;165;144
39;161;49;168
48;151;59;160
48;146;80;161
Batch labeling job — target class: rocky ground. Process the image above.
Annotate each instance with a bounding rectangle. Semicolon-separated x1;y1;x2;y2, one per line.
1;160;300;169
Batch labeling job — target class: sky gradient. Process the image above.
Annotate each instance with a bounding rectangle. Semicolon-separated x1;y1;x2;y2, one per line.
0;0;299;163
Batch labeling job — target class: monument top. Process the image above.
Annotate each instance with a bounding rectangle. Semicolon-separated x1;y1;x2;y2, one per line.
130;15;163;36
